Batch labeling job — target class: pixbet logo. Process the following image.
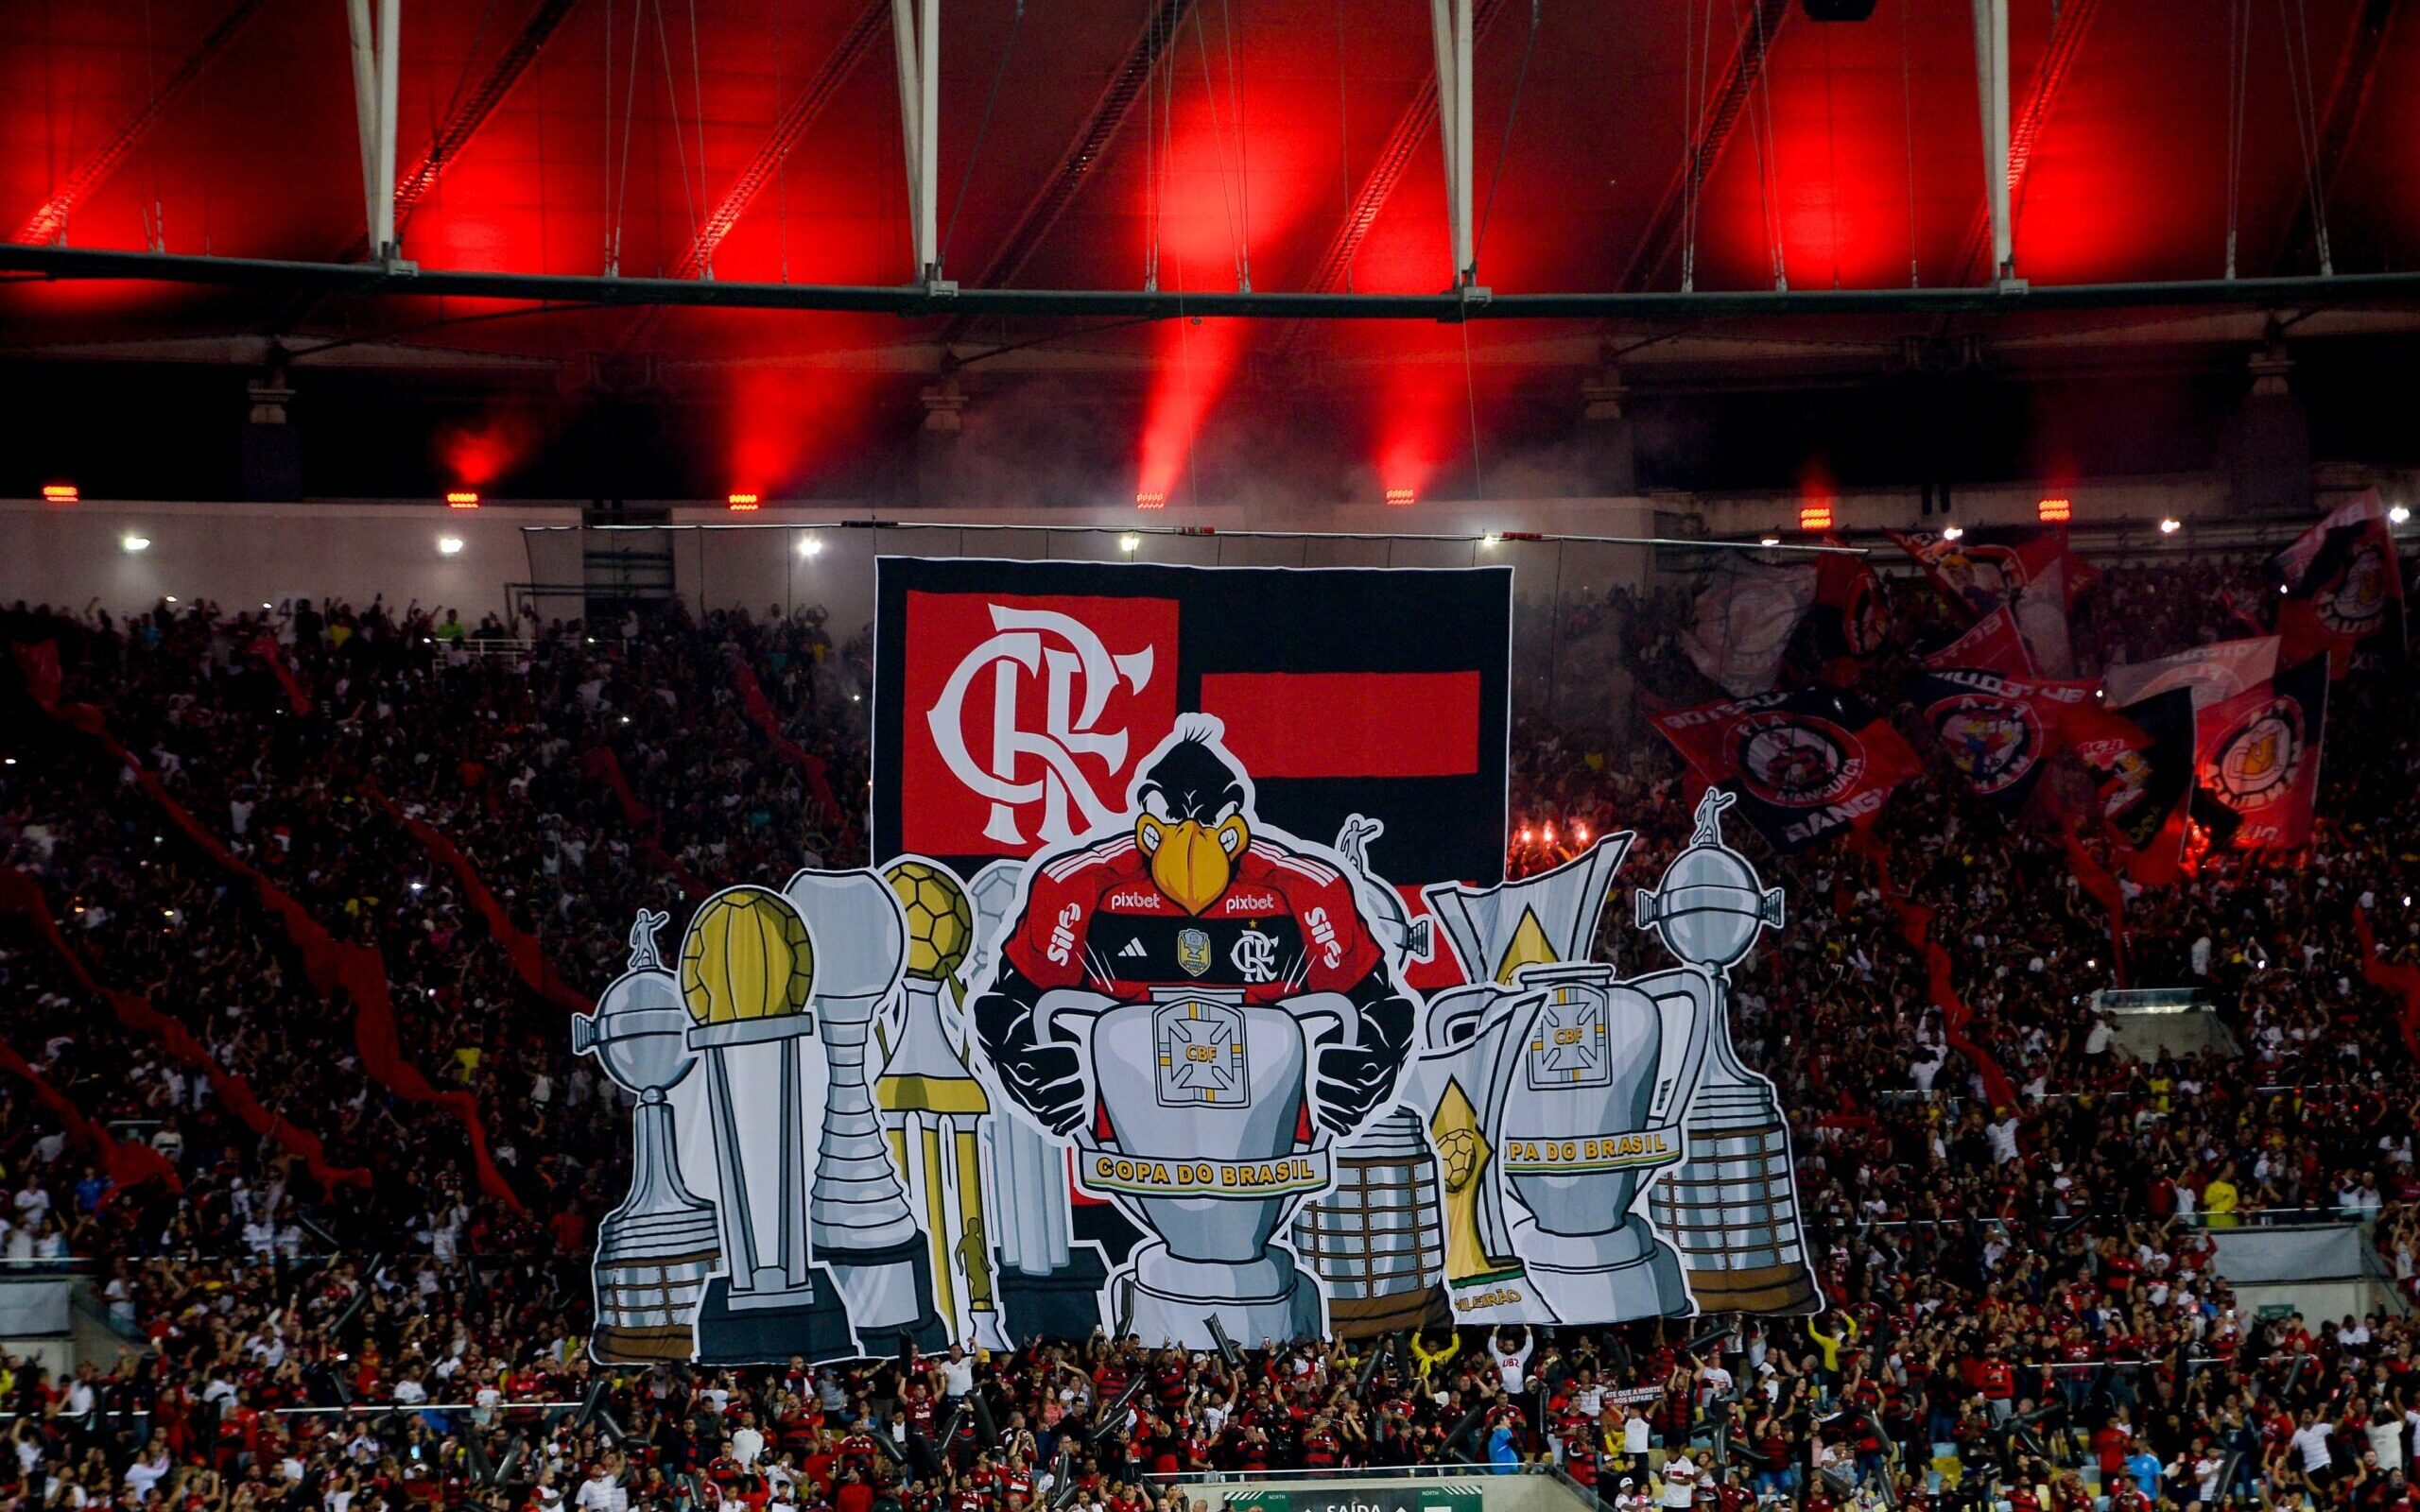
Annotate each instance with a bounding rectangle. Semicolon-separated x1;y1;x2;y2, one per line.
905;593;1179;855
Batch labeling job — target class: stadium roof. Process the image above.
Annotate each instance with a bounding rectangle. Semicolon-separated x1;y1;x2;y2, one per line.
5;0;2420;499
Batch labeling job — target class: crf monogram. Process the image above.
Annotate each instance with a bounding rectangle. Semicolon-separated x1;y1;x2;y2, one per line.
1230;930;1278;983
925;605;1158;846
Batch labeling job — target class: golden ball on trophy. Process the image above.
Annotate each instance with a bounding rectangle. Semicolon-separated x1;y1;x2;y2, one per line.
883;859;975;984
680;885;816;1025
1434;1126;1480;1193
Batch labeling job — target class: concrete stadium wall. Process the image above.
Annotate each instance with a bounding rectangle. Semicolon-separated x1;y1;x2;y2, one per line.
0;498;1659;635
0;500;562;627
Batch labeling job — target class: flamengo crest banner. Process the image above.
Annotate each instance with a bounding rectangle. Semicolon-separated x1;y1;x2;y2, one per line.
2274;490;2406;678
2194;656;2329;850
1649;685;1922;852
1904;668;2097;812
569;559;1820;1366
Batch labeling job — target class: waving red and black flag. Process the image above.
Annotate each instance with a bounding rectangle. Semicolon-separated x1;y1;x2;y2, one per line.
2194;656;2330;850
2273;490;2405;678
1798;542;1889;685
2063;687;2196;885
1650;685;1922;852
1920;604;2036;678
1889;525;2093;675
1906;668;2097;812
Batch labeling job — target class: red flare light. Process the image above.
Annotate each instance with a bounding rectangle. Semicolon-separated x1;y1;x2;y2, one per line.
2038;496;2072;523
727;492;762;511
41;483;78;503
445;490;480;508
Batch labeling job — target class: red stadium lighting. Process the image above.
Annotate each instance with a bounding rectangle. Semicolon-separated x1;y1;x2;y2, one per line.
727;492;762;511
1799;502;1833;531
1135;491;1167;509
1384;487;1416;507
445;490;480;508
2037;496;2072;524
41;483;78;504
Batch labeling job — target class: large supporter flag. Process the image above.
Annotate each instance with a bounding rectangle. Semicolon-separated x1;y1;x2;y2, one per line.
2103;636;2278;710
1681;560;1818;696
2194;657;2330;850
1920;604;2035;678
2063;687;2197;885
1650;686;1922;852
1905;668;2096;811
872;558;1511;888
574;555;1827;1366
2273;490;2405;678
1888;525;2088;675
1800;543;1889;685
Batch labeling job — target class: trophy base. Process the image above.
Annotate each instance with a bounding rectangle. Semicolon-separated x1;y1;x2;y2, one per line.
1119;1244;1323;1348
1325;1283;1452;1338
1683;1262;1821;1314
995;1245;1111;1345
1514;1216;1694;1320
1449;1267;1535;1324
591;1324;699;1364
693;1270;857;1365
823;1236;949;1350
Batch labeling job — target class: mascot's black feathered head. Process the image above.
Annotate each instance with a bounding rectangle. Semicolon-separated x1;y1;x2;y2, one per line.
1132;716;1253;916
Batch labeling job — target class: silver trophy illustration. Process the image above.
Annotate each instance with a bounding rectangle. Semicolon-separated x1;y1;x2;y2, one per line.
679;885;854;1363
1290;1105;1449;1335
962;860;1107;1342
1638;790;1821;1314
1411;837;1634;1318
1294;817;1446;1334
1479;960;1707;1319
784;868;946;1349
1041;985;1349;1347
572;911;722;1362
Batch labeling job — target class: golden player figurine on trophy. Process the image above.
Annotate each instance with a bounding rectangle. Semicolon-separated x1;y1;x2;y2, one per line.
874;858;1009;1349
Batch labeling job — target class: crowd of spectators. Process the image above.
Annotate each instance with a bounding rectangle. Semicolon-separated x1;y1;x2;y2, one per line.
0;538;2416;1512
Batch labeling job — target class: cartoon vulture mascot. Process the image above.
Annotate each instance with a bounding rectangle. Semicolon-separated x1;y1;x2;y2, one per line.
972;716;1416;1137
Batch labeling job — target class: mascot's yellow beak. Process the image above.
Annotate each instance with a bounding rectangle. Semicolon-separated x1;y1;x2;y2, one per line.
1136;814;1248;916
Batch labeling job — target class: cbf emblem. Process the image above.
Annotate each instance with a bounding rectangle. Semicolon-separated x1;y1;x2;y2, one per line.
1527;995;1611;1090
1155;997;1248;1107
1177;927;1212;977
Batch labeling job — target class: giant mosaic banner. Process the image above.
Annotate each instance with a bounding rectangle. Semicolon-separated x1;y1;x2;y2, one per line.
573;559;1819;1364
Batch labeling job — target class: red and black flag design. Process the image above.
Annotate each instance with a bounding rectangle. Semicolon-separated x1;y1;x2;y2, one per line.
1919;604;2035;678
1650;686;1922;853
2062;687;2196;885
1905;668;2096;812
871;558;1512;890
1890;525;2095;675
2193;656;2330;850
1797;541;1889;686
2273;490;2405;679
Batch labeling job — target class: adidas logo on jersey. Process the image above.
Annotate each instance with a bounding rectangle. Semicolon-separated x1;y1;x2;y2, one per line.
1117;937;1148;958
